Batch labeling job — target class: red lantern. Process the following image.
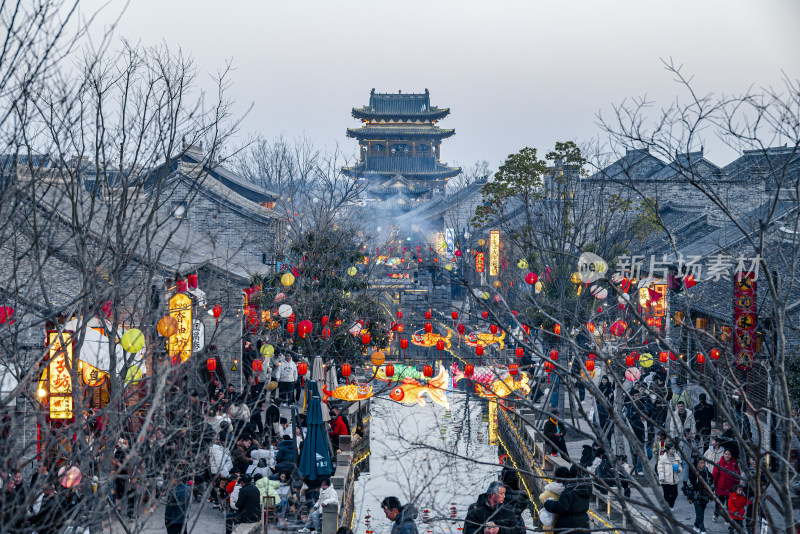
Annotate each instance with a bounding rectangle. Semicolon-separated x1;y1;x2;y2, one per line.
436;339;444;351
396;311;403;319
515;347;524;358
457;323;465;335
610;320;627;337
525;272;538;285
425;310;432;320
400;337;409;350
298;362;308;375
341;363;352;377
385;364;394;378
465;364;474;377
207;358;216;372
451;311;458;320
322;327;331;339
212;304;222;318
585;360;595;372
549;349;559;361
696;353;706;364
396;323;404;333
588;353;597;360
176;279;188;292
587;322;595;333
187;274;198;289
100;301;113;318
490;324;498;334
670;352;677;361
321;316;329;326
626;355;635;367
710;348;720;360
361;333;371;345
253;360;263;373
509;363;519;376
544;361;555;375
522;324;530;335
424;322;433;333
482;311;489;320
286;322;295;334
647;317;655;326
298;320;313;338
659;351;668;363
288;314;296;323
423;364;433;378
631;351;640;361
476;346;484;357
455;250;462;257
554;324;561;335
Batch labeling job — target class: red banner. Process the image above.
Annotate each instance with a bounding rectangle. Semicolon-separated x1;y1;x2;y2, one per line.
733;271;756;370
475;252;485;273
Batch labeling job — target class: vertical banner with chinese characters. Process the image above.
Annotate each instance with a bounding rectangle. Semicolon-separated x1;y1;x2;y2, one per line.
475;252;485;273
733;271;756;371
168;293;193;363
47;331;74;420
489;230;500;276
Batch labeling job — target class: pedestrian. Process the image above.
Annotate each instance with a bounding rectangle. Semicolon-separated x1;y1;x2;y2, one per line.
265;398;282;438
164;475;191;534
688;457;713;534
328;407;349;450
693;393;716;450
273;435;296;475
232;436;254;475
726;484;750;534
668;401;695;436
277;354;298;404
594;449;630;497
298;478;338;533
543;410;569;460
542;468;591;533
711;449;740;522
597;376;614;438
679;428;698;495
704;438;724;468
719;421;740;460
657;442;681;509
628;396;647;475
225;475;261;534
538;466;568;534
382;496;419;534
463;481;516;534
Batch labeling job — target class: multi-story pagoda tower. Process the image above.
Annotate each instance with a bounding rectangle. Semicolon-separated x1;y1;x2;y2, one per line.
344;89;461;209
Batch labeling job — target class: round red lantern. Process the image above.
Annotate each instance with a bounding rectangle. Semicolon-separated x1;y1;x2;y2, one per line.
436;339;444;351
341;363;352;377
482;311;489;319
321;316;329;326
396;311;403;319
424;322;433;333
515;347;524;358
631;351;640;361
298;362;308;375
253;360;263;374
396;323;404;333
476;346;484;357
425;310;432;320
385;364;395;378
549;349;559;360
626;355;635;367
212;304;222;318
361;333;371;345
400;338;409;350
659;351;668;363
610;320;627;337
455;250;462;257
696;353;706;364
451;311;458;320
525;272;538;285
457;323;465;335
544;361;554;373
298;320;313;338
490;324;498;334
585;360;595;372
710;348;720;360
286;322;295;334
207;358;216;372
509;363;519;376
465;364;474;377
423;364;433;378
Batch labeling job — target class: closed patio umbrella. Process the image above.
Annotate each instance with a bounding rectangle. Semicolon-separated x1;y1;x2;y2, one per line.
298;381;333;482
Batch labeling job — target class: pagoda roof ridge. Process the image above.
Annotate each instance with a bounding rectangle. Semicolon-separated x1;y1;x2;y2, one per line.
352;88;450;120
346;125;455;139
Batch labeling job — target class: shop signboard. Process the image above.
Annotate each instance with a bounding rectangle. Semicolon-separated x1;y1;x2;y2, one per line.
168;293;193;363
47;331;73;419
733;271;756;370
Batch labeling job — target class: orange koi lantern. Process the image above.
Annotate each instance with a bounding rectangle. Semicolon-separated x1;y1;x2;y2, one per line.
361;333;371;345
423;364;433;378
396;323;404;333
587;322;595;333
465;364;474;377
515;347;524;358
585;360;595;372
385;364;395;378
509;363;519;376
647;317;655;326
554;324;561;335
424;322;433;333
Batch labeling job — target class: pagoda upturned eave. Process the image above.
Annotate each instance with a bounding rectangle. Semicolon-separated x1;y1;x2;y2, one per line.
351;106;450;121
346;126;455;139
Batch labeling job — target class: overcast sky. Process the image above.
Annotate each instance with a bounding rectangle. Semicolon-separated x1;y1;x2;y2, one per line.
83;0;799;169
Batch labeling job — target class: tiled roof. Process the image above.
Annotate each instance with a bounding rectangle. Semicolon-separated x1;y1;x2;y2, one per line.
648;151;722;180
351;89;450;121
724;146;800;183
590;149;666;181
346;126;455;139
344;157;461;179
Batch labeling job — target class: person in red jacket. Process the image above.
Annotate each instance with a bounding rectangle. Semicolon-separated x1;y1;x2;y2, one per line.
328;407;349;450
712;449;740;522
726;485;750;534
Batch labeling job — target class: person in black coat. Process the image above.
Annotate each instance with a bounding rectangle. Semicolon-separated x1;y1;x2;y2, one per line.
225;475;261;533
542;410;569;460
688;457;714;534
693;394;715;450
543;470;592;533
463;482;519;534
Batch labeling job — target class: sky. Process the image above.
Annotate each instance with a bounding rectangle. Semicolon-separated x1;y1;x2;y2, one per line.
81;0;799;170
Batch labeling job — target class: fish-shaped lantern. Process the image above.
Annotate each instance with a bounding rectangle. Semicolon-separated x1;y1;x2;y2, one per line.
372;364;429;382
410;329;452;349
388;366;449;409
322;383;373;402
474;373;531;399
464;330;505;350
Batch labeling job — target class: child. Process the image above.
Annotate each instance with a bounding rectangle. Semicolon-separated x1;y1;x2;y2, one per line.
538;466;568;534
727;484;751;534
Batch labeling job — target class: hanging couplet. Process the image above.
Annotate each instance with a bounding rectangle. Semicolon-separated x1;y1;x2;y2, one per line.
47;331;74;420
733;271;756;371
475;252;485;273
489;230;500;277
652;283;667;317
168;293;193;363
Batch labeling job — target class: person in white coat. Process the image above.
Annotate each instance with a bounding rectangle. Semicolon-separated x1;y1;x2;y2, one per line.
277;354;298;404
298;479;338;532
667;401;695;436
657;443;682;509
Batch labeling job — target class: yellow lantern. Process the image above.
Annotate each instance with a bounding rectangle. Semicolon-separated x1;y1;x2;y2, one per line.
493;280;502;288
125;365;143;384
371;350;386;367
281;273;295;286
482;292;490;300
535;281;544;293
445;264;453;271
260;344;275;357
571;272;582;284
120;329;145;353
639;353;653;368
347;266;357;276
517;259;528;269
157;316;179;337
478;238;486;247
